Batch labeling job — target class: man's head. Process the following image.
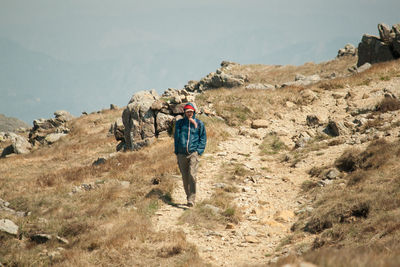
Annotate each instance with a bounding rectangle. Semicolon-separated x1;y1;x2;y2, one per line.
184;103;195;119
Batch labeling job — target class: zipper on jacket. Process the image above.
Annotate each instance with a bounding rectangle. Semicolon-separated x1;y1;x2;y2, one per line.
186;119;191;154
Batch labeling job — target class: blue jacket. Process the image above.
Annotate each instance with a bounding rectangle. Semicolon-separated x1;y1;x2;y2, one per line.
174;103;207;155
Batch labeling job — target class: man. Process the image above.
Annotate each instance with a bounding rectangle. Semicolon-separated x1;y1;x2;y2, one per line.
174;102;207;207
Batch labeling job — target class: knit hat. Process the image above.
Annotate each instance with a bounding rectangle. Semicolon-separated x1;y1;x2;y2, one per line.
184;104;195;112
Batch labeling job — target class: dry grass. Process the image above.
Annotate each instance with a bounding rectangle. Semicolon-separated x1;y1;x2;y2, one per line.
229;56;357;86
259;133;287;155
290;139;400;266
0;110;204;266
196;87;302;126
315;58;400;91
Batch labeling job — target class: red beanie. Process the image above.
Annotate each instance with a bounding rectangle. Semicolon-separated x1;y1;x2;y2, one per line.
184;104;195;111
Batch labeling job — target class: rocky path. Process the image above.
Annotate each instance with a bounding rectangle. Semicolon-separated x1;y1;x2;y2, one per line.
153;128;309;266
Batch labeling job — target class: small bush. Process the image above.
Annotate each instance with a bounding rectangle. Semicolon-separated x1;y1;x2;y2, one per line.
376;97;400;113
335;148;361;172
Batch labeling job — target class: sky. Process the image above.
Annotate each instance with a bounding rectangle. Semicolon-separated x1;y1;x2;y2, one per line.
0;0;399;124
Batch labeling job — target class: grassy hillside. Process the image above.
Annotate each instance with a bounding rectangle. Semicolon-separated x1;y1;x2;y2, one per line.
1;56;400;266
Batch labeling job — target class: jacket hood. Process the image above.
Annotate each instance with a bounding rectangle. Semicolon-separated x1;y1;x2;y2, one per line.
184;102;196;119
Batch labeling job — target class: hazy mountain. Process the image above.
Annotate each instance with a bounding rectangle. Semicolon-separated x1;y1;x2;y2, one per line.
0;113;30;132
0;33;358;124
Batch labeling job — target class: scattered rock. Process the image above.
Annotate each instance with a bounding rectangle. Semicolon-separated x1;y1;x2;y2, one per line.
326;168;340;179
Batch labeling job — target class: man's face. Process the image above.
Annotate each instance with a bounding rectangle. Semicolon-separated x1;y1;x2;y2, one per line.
185;110;194;119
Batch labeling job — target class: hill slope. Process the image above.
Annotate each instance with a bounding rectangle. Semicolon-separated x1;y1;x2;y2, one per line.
0;113;30;132
1;56;400;266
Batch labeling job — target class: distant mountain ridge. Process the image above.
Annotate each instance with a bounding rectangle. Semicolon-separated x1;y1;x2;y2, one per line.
0;113;30;132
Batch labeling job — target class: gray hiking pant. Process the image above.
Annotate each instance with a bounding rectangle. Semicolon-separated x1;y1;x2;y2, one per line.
177;152;199;204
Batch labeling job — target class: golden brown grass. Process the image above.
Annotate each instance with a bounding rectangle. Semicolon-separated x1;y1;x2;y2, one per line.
196;87;303;126
229;56;357;86
0;110;204;266
316;58;400;90
289;139;400;266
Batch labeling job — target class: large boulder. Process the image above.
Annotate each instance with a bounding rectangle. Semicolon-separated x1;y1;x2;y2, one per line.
1;132;32;156
357;23;400;67
122;90;159;150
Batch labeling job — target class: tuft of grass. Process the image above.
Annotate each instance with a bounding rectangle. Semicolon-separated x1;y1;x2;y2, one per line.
259;134;287;155
376;97;400;113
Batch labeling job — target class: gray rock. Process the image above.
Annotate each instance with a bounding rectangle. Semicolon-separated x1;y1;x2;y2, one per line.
156;113;174;134
54;110;74;122
326;168;340;179
357;63;372;73
44;133;67;144
112;118;124;141
337;43;356;57
378;23;392;43
0;219;18;235
357;28;397;67
122;90;160;150
13;136;31;154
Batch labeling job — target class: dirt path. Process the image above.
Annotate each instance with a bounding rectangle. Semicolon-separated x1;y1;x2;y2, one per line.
153;128;310;266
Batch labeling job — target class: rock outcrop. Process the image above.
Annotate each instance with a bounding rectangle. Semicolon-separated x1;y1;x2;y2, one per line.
357;23;400;67
120;90;181;151
29;110;73;146
184;61;245;92
337;43;357;58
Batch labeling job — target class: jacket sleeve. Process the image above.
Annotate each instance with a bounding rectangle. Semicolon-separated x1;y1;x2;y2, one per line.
196;120;207;155
174;120;180;155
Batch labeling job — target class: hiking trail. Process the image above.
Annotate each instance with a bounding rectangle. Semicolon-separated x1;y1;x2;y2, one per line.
153;126;310;266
